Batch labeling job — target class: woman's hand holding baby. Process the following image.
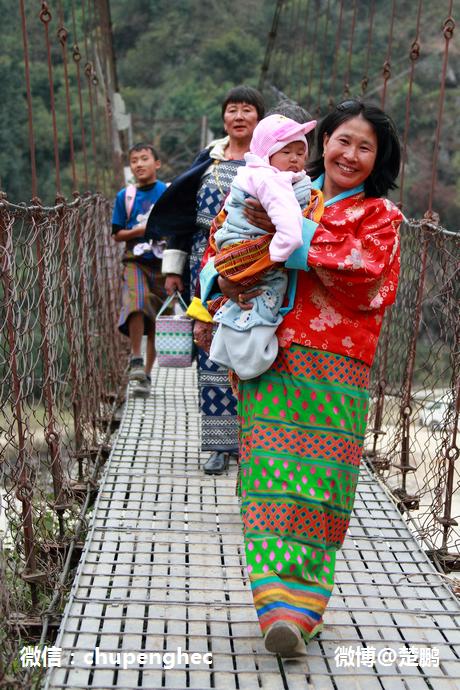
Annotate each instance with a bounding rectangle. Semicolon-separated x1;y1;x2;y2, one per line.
243;198;276;232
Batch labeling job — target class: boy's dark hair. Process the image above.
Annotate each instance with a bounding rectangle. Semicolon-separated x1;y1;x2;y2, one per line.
307;99;401;197
129;142;160;160
221;85;265;121
267;100;316;151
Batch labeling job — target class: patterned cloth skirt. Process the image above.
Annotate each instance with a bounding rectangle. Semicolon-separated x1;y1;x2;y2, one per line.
190;229;239;453
118;257;165;336
238;344;370;640
198;349;239;452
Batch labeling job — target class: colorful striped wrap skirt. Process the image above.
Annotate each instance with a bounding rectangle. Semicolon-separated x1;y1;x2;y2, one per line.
118;256;165;336
207;234;274;318
238;344;370;641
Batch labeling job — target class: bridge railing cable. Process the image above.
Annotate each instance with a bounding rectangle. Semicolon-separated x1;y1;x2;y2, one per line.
367;218;460;572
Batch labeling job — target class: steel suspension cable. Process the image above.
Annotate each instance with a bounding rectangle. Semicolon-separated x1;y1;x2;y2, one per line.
18;0;38;200
57;0;78;191
361;0;375;96
328;0;344;108
380;0;397;108
40;1;62;196
316;0;331;114
306;0;320;104
399;0;423;208
297;0;311;105
427;0;455;215
71;0;90;188
258;0;284;93
289;0;302;100
90;0;110;195
343;0;358;98
82;0;100;189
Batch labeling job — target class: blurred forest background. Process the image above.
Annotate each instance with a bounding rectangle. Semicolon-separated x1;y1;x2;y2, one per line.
1;0;458;229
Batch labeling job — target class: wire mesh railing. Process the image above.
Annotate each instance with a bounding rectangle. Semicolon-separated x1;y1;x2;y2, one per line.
260;0;458;232
0;194;127;688
1;1;129;686
366;217;459;571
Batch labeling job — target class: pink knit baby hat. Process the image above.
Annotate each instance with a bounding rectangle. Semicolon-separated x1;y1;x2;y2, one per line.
250;114;317;163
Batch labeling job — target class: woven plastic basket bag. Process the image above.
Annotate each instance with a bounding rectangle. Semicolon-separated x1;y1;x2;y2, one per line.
155;291;193;367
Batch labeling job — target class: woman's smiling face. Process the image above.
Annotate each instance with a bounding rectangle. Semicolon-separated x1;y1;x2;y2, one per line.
323;114;377;199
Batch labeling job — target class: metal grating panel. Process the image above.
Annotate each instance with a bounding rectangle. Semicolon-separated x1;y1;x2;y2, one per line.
44;364;460;690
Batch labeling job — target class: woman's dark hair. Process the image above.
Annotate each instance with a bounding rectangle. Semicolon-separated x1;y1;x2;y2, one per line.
221;85;265;121
307;99;401;197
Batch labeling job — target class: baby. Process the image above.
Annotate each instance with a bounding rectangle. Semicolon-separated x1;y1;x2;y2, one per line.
205;114;320;379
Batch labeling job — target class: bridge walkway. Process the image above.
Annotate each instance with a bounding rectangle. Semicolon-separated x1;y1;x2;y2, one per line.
44;364;460;690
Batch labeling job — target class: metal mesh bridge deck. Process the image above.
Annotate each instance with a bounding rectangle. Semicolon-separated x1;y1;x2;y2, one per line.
44;365;460;690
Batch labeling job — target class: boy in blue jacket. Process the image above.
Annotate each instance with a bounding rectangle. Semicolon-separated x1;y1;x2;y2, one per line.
112;143;167;393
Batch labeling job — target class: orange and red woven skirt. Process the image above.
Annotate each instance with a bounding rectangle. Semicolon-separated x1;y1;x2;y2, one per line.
237;344;370;641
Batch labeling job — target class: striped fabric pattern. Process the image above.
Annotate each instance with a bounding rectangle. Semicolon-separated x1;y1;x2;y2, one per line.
206;188;325;318
118;258;164;336
207;235;274;317
238;344;370;640
216;235;274;277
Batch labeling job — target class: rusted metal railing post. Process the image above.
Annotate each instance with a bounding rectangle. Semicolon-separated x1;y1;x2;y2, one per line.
57;204;86;477
365;311;393;471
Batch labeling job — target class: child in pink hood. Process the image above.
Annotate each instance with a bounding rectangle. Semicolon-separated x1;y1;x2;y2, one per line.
204;114;319;379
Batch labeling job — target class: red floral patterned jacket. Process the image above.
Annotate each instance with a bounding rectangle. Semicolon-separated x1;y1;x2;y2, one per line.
278;191;402;366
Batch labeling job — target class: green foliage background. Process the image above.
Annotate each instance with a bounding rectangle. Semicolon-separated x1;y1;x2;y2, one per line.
110;0;273;178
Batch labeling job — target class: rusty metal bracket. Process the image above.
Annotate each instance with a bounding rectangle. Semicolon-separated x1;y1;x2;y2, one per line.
392;487;420;512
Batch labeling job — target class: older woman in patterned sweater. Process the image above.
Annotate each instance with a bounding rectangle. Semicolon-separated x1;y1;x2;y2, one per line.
147;85;265;475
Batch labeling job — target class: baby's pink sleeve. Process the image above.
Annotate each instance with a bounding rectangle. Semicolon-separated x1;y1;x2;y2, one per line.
254;172;304;262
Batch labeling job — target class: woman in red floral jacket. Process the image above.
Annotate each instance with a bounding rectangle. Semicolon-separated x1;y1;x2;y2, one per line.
200;99;402;656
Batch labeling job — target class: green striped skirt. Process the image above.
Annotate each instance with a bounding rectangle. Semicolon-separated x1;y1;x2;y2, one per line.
238;344;370;641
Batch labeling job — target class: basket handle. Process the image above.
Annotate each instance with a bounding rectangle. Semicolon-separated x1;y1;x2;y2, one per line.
157;290;189;317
